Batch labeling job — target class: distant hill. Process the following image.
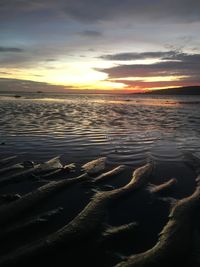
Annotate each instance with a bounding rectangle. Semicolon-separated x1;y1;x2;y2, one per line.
146;86;200;95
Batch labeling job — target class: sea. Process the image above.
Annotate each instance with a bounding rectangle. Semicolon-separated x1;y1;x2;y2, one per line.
0;92;200;166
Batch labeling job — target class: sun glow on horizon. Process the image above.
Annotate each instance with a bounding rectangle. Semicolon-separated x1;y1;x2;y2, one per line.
0;57;197;92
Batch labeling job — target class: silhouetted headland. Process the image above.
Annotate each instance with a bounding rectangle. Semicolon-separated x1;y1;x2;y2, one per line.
146;86;200;95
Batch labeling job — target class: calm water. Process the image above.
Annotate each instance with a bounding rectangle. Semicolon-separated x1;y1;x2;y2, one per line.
0;93;200;166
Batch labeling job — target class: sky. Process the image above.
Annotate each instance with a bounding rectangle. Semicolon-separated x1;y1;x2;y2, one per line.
0;0;200;93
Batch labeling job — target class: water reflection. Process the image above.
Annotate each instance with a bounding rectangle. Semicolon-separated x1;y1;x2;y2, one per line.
0;94;200;165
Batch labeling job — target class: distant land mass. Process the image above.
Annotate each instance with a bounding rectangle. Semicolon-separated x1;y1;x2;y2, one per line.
146;86;200;95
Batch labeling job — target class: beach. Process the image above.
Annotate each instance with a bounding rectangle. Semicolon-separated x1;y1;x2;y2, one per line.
0;93;200;266
1;0;200;265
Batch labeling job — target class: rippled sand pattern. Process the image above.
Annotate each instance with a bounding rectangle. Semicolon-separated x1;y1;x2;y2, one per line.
0;94;200;165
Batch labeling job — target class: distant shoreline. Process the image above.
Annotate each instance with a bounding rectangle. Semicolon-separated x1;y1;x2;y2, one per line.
0;85;200;95
145;86;200;95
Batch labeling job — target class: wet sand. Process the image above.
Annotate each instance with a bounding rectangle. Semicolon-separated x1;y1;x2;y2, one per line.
0;155;199;267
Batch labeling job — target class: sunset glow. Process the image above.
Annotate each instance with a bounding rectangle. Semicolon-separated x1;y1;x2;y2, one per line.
0;1;200;92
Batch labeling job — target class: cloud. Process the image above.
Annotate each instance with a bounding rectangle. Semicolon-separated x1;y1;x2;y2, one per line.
99;50;200;62
0;1;200;91
78;30;102;37
0;47;24;52
98;51;200;89
0;78;72;92
0;45;75;68
1;0;200;23
1;1;200;67
0;0;52;12
0;71;10;75
99;51;177;61
63;0;200;23
45;58;57;62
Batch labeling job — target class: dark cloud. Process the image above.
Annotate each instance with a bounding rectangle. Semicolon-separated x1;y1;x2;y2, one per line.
104;61;199;77
0;78;71;92
0;47;73;68
1;0;200;23
99;51;177;61
0;0;52;12
45;59;57;62
78;30;102;37
0;53;35;67
0;47;24;53
99;51;200;89
0;0;61;24
99;50;200;62
100;51;200;77
63;0;200;23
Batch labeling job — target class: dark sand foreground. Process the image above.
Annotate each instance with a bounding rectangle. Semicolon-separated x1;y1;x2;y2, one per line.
0;154;199;267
